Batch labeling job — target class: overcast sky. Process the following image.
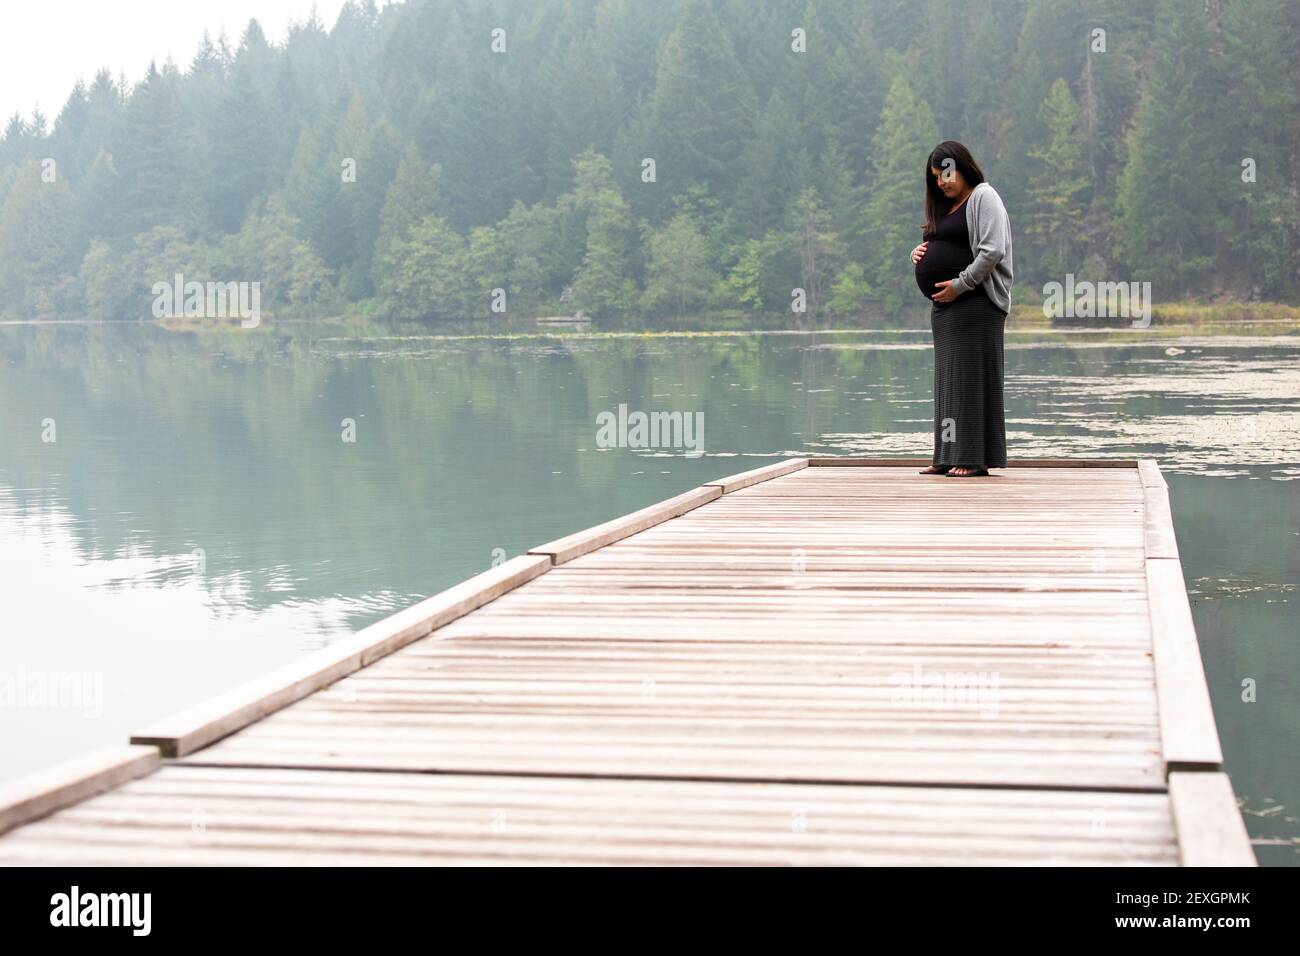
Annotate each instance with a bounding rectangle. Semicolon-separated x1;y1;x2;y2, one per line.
0;0;354;123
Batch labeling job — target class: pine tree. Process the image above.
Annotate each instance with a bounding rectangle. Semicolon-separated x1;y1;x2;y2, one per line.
1216;0;1300;296
285;122;343;265
1027;79;1089;281
372;147;442;291
735;89;802;241
114;62;187;235
566;150;637;315
208;51;274;232
863;73;939;314
650;0;754;205
1114;0;1225;287
0;159;78;314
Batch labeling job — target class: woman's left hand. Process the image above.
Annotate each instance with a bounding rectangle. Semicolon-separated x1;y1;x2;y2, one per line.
932;280;960;303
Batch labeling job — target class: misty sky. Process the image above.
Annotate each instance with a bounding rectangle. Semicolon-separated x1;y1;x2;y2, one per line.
0;0;352;123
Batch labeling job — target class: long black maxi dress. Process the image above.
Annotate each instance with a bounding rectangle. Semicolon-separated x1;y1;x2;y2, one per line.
914;203;1008;469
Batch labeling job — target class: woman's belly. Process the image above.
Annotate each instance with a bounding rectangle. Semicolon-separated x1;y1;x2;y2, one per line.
915;239;975;299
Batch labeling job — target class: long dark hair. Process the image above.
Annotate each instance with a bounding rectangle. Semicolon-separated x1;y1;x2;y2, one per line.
923;140;986;237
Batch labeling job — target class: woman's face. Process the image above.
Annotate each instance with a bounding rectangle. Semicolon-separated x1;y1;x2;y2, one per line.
930;164;968;199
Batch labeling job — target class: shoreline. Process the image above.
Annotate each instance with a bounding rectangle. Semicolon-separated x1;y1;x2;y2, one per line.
1;299;1298;340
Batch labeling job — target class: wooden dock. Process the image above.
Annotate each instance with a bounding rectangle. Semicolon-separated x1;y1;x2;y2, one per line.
0;459;1254;865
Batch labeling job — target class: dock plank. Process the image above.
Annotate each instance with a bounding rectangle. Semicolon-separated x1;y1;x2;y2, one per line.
1168;772;1256;866
0;766;1178;866
0;745;159;836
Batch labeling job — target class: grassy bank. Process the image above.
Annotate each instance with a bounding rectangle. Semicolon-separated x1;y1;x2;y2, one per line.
1008;299;1300;336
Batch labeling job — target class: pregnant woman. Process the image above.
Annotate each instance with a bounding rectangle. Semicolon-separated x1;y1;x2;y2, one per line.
910;141;1013;478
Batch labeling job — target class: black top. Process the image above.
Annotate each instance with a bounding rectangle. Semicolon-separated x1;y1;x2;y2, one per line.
914;202;992;306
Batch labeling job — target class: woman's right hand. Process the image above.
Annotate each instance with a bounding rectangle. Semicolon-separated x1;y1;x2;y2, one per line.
910;241;928;264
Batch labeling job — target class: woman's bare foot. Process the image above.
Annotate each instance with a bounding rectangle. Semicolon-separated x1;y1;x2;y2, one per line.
947;466;989;478
918;464;949;475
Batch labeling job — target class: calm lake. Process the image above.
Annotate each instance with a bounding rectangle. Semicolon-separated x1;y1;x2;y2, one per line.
1;321;1296;863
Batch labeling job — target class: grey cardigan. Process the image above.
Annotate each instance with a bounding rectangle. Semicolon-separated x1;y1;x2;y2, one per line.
948;182;1013;313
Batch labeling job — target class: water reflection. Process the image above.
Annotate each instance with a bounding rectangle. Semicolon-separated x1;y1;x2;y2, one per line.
0;323;1296;861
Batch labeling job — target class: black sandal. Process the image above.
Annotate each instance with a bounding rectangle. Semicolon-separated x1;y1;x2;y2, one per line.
918;465;950;475
946;466;989;478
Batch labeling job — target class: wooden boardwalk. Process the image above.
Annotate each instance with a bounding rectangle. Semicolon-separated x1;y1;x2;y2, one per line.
0;459;1254;865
